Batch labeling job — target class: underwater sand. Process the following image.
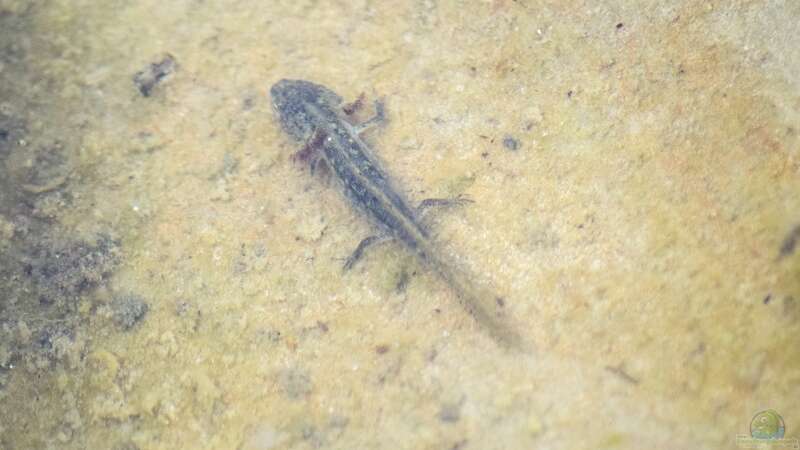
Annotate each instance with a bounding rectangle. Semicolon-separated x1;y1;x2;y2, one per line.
0;1;798;449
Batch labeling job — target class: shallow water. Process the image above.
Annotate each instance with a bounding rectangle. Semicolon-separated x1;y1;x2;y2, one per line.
0;1;798;449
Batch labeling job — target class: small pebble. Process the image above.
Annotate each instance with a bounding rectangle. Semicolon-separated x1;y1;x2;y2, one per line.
502;136;520;151
133;54;177;97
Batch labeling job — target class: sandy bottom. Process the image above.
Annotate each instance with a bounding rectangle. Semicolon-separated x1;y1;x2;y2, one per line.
0;1;798;449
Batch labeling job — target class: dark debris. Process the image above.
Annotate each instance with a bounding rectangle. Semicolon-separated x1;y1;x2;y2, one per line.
395;269;410;293
605;365;639;385
375;344;390;355
133;53;177;97
0;113;26;158
779;224;800;258
502;135;520;151
438;398;464;423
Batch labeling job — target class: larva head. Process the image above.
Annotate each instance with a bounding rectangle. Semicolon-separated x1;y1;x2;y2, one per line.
270;79;342;141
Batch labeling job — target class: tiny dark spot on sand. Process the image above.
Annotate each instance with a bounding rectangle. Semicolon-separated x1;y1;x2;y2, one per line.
375;344;389;355
438;398;464;423
242;96;256;110
779;224;800;258
605;365;639;385
174;299;196;316
763;294;772;305
133;53;177;97
395;269;410;293
502;136;520;151
567;90;574;99
691;342;706;356
480;151;489;158
616;22;624;30
260;329;282;343
427;348;438;362
496;297;505;308
450;440;468;450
